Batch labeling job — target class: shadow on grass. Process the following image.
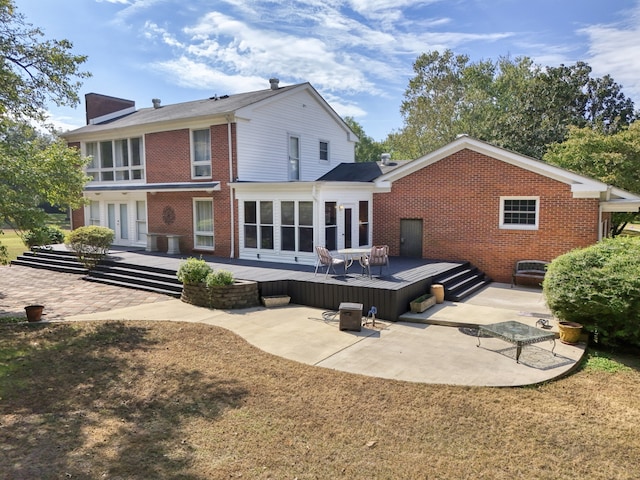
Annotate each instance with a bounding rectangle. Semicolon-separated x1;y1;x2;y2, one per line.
0;321;248;479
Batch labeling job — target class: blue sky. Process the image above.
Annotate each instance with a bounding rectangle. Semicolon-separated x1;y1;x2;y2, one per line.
15;0;640;141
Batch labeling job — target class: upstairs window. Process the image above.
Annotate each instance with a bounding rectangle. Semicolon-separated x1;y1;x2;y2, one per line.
192;128;211;178
500;197;539;230
319;141;329;162
288;135;300;181
85;138;144;182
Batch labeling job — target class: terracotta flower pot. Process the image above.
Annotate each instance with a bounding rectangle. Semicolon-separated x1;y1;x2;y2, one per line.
25;305;44;322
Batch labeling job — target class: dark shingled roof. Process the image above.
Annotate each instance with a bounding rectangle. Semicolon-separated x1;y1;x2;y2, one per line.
316;162;383;182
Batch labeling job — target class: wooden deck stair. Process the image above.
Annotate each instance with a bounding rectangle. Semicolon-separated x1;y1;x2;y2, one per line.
432;263;492;301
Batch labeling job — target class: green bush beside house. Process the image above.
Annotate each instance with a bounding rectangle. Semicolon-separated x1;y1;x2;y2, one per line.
543;237;640;348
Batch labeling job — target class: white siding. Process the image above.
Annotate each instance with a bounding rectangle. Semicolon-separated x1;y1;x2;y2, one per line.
235;89;355;182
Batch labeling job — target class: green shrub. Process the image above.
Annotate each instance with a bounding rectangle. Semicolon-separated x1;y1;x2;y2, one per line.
65;226;114;269
543;237;640;347
23;225;65;248
205;269;235;287
177;257;212;285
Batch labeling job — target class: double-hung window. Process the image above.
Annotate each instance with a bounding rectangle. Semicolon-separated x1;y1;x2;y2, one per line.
193;199;214;249
319;141;329;162
288;135;300;181
500;196;539;230
192;129;211;178
243;201;274;250
280;201;314;252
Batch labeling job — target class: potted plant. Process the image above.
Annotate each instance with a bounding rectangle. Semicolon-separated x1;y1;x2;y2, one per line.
410;293;436;313
177;257;213;307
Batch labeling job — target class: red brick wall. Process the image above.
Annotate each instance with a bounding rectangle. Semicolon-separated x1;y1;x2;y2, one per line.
145;129;191;183
85;93;134;124
373;149;601;283
144;123;239;257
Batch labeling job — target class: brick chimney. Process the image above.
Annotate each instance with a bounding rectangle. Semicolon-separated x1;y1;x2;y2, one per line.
85;93;135;125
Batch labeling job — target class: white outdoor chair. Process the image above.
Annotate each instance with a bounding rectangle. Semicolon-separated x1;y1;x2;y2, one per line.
362;245;389;278
314;246;346;278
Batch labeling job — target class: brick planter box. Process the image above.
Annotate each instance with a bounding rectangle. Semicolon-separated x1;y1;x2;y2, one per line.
181;280;259;309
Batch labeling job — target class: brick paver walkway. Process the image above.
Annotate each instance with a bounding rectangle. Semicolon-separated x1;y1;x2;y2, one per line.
0;265;173;321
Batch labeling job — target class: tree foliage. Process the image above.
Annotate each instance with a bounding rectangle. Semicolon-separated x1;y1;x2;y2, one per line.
543;122;640;235
389;49;637;159
0;0;90;123
0;0;90;264
344;116;387;163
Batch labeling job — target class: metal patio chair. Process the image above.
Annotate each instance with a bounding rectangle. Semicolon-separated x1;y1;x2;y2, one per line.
314;246;346;278
361;245;389;278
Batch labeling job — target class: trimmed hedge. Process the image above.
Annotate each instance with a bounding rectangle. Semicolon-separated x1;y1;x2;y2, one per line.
65;226;114;269
543;237;640;347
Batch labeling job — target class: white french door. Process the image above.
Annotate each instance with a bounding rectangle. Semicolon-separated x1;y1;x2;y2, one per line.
107;202;129;244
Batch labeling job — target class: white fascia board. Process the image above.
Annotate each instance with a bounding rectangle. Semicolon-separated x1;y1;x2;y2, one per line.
601;200;640;212
89;106;136;125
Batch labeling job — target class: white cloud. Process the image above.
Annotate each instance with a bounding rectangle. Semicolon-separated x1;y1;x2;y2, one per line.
182;11;378;94
150;56;268;92
580;18;640;101
143;21;185;48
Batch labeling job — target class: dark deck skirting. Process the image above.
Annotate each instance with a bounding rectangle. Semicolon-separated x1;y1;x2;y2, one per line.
101;250;466;321
14;247;481;322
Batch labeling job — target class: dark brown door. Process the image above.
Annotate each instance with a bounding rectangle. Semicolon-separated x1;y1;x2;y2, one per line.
400;219;423;257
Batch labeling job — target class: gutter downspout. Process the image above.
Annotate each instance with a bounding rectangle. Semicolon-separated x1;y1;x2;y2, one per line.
227;115;235;258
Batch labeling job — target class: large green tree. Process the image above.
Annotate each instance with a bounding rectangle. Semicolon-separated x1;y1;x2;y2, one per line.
344;116;387;163
389;50;637;159
0;0;90;263
544;122;640;236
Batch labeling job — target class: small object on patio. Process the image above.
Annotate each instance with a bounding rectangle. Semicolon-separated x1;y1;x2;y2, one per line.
363;306;377;328
314;246;346;278
361;245;389;278
339;302;363;331
25;305;44;322
535;318;551;329
261;295;291;307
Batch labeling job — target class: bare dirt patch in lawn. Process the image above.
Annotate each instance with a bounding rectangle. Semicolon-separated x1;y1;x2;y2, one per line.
1;320;640;479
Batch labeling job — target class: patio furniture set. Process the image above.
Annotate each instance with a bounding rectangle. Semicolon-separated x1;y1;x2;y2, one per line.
314;245;389;279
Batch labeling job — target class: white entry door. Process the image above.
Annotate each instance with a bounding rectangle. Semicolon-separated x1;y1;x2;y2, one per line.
107;202;129;244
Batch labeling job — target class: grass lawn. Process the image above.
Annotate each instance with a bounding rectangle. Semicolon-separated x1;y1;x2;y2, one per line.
1;214;71;263
1;320;639;479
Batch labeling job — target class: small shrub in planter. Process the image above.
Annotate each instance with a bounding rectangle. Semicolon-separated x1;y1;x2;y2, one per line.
543;236;640;347
177;257;213;285
65;226;114;269
205;269;235;287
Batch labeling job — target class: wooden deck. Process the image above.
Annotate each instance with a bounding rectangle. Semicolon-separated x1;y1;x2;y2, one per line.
106;249;466;321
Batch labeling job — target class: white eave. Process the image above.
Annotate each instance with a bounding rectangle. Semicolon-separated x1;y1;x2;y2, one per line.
85;181;221;193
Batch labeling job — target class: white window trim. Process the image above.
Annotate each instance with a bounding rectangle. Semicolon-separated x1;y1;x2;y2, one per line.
499;196;540;230
191;128;212;180
288;133;300;181
193;198;215;250
84;138;145;183
319;139;330;163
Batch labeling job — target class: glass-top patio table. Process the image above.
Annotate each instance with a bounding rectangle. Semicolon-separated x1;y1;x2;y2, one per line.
477;320;556;363
336;248;371;273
